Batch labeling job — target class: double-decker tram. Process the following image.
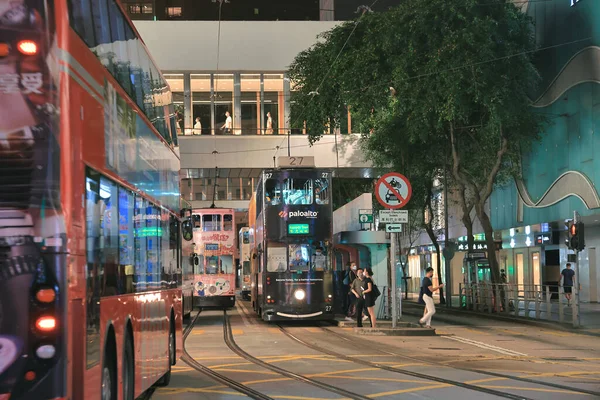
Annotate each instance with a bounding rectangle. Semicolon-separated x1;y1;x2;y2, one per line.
249;168;334;321
239;227;253;300
0;0;193;398
191;208;236;308
181;199;195;318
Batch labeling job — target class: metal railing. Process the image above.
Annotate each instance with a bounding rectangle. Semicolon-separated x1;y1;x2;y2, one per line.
459;282;581;327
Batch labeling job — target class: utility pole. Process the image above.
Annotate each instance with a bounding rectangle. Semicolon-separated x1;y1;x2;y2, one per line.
390;231;398;328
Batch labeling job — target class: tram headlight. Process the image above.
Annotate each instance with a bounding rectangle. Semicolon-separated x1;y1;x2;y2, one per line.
294;289;306;301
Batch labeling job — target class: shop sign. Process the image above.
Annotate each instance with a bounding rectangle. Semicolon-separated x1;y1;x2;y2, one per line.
457;241;502;251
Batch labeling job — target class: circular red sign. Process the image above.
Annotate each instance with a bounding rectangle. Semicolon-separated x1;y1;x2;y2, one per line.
374;172;412;209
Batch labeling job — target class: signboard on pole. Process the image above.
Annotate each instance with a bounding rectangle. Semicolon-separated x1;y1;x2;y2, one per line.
375;172;412;209
359;209;373;223
379;210;408;224
385;224;402;233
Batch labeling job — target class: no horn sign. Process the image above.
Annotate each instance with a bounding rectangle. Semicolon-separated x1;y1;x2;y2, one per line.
375;172;412;209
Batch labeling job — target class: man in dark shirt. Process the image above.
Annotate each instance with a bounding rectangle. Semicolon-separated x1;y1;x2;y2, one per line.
418;267;444;328
560;263;576;305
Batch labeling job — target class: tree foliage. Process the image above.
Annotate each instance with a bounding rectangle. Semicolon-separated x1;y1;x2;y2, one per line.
288;0;546;284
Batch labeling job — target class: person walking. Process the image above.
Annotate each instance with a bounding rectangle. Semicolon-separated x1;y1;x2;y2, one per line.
560;263;576;306
362;268;377;328
418;267;443;328
346;268;363;321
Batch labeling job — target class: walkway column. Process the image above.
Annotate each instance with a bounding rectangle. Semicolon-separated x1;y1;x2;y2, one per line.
260;73;265;135
183;72;192;135
234;72;242;135
283;74;291;134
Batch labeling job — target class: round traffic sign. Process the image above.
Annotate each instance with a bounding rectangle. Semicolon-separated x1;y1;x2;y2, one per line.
375;172;412;209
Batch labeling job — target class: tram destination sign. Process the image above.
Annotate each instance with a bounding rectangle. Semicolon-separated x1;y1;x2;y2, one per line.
288;223;310;235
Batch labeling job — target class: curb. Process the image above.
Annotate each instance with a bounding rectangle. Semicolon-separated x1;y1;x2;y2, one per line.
401;302;600;336
353;327;436;336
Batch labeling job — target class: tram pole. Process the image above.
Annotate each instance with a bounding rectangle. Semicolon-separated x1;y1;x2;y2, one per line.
390;232;398;328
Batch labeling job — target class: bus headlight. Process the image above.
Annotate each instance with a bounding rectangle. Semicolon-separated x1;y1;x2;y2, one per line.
294;289;306;301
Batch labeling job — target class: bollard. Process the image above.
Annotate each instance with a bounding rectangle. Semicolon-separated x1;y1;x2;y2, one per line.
513;287;519;317
535;286;540;320
495;285;501;313
558;286;564;323
545;286;551;320
488;286;493;314
572;286;579;328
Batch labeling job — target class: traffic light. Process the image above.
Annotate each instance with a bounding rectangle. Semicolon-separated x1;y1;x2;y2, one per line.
568;221;585;251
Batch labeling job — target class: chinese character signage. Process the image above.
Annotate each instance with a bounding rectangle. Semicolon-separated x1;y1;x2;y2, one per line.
0;72;43;94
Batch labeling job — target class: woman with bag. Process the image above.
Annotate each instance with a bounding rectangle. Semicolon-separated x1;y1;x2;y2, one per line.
362;268;379;328
419;267;443;328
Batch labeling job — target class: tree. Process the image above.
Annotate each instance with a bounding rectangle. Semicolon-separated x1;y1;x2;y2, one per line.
288;0;545;284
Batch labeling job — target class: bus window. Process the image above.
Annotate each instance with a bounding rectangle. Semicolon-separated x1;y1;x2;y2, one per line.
203;214;221;231
282;178;313;205
267;244;287;272
223;214;233;231
220;255;233;274
314;178;329;205
206;256;219;274
289;244;310;272
311;245;329;271
265;179;281;205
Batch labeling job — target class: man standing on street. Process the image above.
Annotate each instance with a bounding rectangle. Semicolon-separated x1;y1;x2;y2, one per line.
560;263;576;306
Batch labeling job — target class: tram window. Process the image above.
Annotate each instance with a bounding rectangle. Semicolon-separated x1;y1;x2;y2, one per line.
282;178;313;205
311;245;329;271
202;214;221;231
220;255;233;274
206;256;219;274
265;179;281;205
242;261;251;275
192;214;201;228
194;255;204;274
267;245;287;272
314;178;329;205
223;214;233;231
289;244;310;272
243;231;250;244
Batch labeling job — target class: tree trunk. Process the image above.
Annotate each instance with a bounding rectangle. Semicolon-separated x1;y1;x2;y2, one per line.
424;181;446;304
475;202;500;284
424;223;445;304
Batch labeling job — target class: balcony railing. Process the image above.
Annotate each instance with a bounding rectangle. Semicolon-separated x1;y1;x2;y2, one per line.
176;127;348;136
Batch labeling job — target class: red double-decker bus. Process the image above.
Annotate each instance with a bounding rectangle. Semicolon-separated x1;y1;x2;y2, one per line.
0;0;194;399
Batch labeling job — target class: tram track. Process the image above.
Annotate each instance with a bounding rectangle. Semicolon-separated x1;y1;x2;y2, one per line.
320;326;600;398
222;310;371;400
181;310;275;400
277;325;533;400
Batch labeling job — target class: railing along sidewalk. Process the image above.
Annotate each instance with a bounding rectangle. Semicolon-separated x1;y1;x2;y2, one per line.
458;282;580;327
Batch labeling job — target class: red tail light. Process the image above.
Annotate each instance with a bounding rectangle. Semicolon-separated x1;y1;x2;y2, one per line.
17;40;37;55
0;43;9;57
35;316;56;332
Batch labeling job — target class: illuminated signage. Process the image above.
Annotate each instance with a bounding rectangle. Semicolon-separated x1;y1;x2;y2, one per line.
134;227;162;237
571;0;582;6
288;224;310;235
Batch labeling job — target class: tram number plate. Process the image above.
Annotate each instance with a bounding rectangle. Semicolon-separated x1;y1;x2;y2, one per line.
325;305;332;312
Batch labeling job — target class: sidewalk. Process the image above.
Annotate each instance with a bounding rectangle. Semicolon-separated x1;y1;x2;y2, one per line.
400;294;600;334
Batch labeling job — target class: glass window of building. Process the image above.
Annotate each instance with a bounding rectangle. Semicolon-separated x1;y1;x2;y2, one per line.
282;178;312;205
213;74;234;135
241;74;260;135
165;74;184;135
166;6;182;17
191;74;211;135
264;74;283;135
141;3;152;13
